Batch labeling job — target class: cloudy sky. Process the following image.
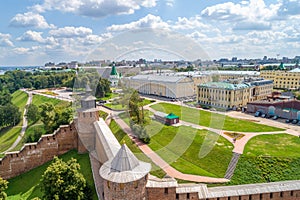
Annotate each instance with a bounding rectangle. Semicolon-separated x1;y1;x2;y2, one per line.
0;0;300;65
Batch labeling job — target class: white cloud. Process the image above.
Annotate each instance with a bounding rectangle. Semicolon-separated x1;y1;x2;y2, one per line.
13;47;30;54
201;0;279;31
165;0;174;7
0;33;14;47
10;12;55;29
17;30;44;43
49;26;93;38
31;0;157;18
107;14;169;32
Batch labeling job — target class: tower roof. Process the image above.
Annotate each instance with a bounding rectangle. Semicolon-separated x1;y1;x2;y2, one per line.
110;144;139;172
110;65;118;76
99;144;151;183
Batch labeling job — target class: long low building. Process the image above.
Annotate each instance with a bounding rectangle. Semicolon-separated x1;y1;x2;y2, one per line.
247;99;300;120
197;79;273;109
123;74;195;99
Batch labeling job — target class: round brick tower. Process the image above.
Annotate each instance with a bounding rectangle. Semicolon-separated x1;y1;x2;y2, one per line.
99;144;151;200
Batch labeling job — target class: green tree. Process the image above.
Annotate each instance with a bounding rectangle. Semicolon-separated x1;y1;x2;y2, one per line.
40;157;86;200
26;104;40;122
129;90;144;124
0;177;8;200
39;103;55;132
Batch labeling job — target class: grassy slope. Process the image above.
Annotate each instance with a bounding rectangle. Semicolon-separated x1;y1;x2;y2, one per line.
151;103;283;132
119;112;233;177
6;150;97;200
0;90;28;154
148;122;233;177
109;119;166;178
230;133;300;185
244;134;300;157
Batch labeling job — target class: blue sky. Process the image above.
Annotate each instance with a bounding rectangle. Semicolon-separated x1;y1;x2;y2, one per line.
0;0;299;65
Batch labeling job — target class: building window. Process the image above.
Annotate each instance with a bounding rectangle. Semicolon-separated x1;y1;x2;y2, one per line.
260;193;263;199
270;193;273;199
107;181;110;189
176;194;179;200
164;188;168;194
280;192;283;197
187;193;190;199
291;191;294;196
119;183;124;190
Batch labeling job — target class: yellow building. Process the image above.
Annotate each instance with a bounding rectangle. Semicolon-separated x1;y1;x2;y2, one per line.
197;79;273;109
260;69;300;90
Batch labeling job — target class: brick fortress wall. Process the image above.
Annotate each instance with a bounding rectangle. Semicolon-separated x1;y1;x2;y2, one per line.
0;122;78;180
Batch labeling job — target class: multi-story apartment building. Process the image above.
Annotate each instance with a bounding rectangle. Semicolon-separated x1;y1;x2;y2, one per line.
197;79;273;109
260;69;300;90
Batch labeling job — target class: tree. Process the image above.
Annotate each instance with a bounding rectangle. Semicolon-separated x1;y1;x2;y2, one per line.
40;157;86;200
26;104;40;122
0;177;8;200
39;103;55;132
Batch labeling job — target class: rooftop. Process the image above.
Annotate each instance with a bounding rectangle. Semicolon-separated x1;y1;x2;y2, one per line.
129;74;191;83
99;144;151;183
199;82;250;90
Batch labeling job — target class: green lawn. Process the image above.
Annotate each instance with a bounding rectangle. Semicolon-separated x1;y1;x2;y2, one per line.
229;133;300;185
244;134;300;157
147;123;233;177
32;94;70;108
104;103;125;111
6;150;97;200
109;120;166;178
99;92;119;100
118;112;233;177
151;103;283;132
11;90;28;114
0;127;22;154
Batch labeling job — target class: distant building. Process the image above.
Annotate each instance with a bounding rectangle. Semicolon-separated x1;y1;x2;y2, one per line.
197;79;273;109
260;69;300;90
247;99;300;120
109;64;121;87
124;74;194;99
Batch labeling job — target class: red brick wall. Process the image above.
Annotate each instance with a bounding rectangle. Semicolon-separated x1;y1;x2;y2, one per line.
0;122;78;180
147;187;177;200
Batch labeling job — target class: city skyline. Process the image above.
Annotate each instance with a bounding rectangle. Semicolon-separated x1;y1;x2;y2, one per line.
0;0;299;65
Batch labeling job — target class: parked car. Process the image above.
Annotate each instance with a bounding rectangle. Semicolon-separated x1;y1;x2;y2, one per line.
254;111;261;117
266;114;273;119
272;115;278;120
292;119;298;124
286;119;292;123
261;114;266;118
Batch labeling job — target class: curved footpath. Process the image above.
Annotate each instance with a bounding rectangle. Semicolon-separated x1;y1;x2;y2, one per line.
1;90;32;154
99;106;229;183
98;100;300;183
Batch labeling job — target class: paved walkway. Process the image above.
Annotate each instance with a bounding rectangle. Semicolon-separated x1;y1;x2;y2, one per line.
99;99;300;182
145;102;299;154
1;90;33;154
111;112;229;183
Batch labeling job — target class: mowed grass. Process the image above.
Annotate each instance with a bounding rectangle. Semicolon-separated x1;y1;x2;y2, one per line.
118;112;233;177
0;90;28;154
151;103;283;132
6;150;97;200
32;94;70;108
109;119;166;178
147;122;233;177
11;90;28;114
244;134;300;157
